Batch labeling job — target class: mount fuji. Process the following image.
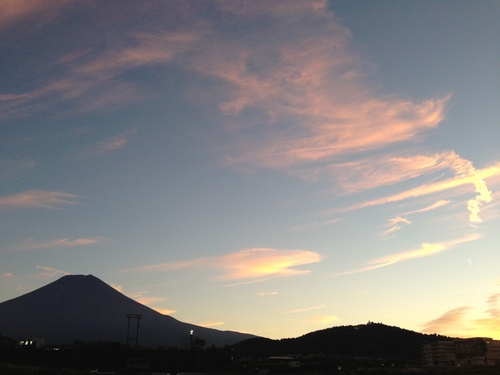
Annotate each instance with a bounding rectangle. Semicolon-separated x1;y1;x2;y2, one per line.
0;274;257;347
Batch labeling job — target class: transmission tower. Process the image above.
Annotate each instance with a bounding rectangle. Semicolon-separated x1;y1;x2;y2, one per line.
125;313;143;348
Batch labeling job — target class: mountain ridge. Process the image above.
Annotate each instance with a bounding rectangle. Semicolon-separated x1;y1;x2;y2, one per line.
0;274;256;347
235;321;454;361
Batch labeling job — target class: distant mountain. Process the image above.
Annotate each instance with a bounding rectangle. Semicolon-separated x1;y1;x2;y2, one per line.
235;322;452;361
0;274;256;347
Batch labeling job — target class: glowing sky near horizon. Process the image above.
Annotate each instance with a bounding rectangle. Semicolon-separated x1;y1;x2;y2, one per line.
1;0;499;341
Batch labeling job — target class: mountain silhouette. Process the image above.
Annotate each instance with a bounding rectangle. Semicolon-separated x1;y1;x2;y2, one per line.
235;322;452;361
0;274;256;347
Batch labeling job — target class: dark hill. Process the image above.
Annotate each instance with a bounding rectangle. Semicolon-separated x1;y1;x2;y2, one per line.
0;274;256;347
235;322;452;361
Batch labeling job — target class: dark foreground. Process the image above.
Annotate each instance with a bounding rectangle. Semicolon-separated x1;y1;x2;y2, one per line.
2;344;500;375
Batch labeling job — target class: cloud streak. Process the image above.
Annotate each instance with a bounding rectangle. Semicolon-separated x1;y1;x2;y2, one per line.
125;248;323;282
339;159;499;224
0;0;69;28
79;128;139;158
0;190;83;209
421;307;470;335
7;237;109;253
0;159;36;179
198;5;450;170
336;233;482;276
286;304;326;314
3;2;492;232
422;291;500;337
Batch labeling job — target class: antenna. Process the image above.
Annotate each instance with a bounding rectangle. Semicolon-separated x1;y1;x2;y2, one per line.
125;313;143;348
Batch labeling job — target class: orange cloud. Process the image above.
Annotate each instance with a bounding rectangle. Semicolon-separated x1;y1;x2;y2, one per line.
0;190;83;209
421;307;470;335
197;320;225;328
422;292;500;338
218;248;322;280
126;248;323;282
154;308;177;315
336;233;481;276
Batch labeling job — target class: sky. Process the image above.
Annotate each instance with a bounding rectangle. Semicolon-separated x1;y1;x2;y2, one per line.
1;0;499;341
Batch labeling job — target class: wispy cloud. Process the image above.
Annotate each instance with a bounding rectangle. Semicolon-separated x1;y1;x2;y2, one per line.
79;128;139;158
336;233;482;276
0;159;36;179
154;308;177;315
197;320;225;328
0;190;83;209
35;265;70;279
422;291;500;337
257;291;279;296
339;160;499;224
290;218;343;232
380;200;452;239
125;248;323;282
6;237;109;253
286;304;326;314
310;315;338;324
403;200;452;215
199;7;450;169
134;295;167;307
421;307;470;335
0;20;200;119
97;129;137;152
0;0;69;28
111;284;175;315
381;216;412;239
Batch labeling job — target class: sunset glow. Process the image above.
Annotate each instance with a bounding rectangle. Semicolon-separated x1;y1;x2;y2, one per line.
0;0;499;340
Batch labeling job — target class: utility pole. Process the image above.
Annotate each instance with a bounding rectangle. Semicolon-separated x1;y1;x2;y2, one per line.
125;313;143;348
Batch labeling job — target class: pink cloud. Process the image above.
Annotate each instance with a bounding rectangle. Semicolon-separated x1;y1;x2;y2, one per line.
0;0;69;28
192;5;450;169
0;27;200;119
0;190;83;209
79;128;139;158
339;160;499;224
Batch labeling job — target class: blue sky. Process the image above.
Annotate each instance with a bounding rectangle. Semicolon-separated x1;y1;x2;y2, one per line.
1;0;499;341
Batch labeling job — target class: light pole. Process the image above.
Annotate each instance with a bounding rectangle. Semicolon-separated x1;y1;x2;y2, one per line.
190;330;199;373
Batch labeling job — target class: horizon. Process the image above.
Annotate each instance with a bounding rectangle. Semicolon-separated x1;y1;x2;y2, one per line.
1;1;499;341
2;273;495;341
